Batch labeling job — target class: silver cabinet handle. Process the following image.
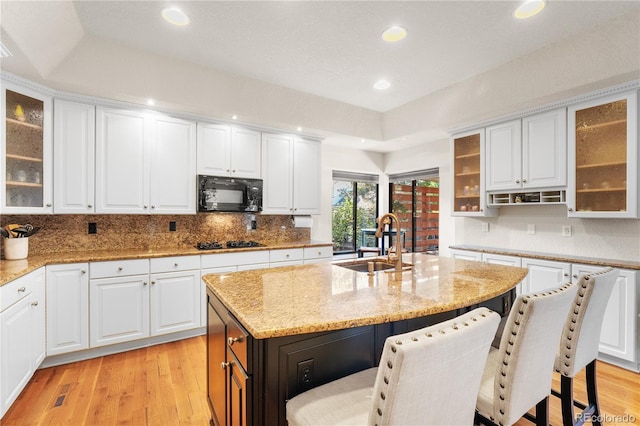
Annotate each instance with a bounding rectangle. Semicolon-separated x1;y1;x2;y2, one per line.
568;207;573;212
81;270;87;274
564;273;569;277
143;281;148;286
46;203;52;207
515;180;520;184
522;179;527;183
144;205;148;209
226;169;230;172
18;287;26;292
88;204;93;208
151;205;155;209
31;301;38;307
118;267;123;271
151;280;156;285
221;362;229;369
174;263;178;267
573;274;578;279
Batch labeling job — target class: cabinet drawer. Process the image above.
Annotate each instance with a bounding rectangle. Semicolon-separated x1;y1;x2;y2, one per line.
201;250;269;269
303;246;332;260
150;255;200;273
90;259;149;279
227;315;249;373
269;248;303;263
0;268;42;312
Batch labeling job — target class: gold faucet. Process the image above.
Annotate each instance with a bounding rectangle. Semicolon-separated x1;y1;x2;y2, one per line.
375;213;403;271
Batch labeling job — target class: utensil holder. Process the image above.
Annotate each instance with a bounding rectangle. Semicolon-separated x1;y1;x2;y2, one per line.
3;237;29;260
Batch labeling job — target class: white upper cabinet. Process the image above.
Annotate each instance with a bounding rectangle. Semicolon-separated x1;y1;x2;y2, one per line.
451;128;496;216
567;90;638;218
197;123;261;179
522;109;567;189
53;100;96;214
96;107;196;214
1;80;53;214
262;133;321;215
485;109;566;192
149;115;196;214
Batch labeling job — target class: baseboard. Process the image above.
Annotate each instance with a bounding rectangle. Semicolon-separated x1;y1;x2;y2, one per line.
597;352;639;373
39;327;206;369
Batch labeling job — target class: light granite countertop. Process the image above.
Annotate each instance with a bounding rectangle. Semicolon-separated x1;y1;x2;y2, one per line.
0;241;332;286
202;253;528;339
449;245;640;271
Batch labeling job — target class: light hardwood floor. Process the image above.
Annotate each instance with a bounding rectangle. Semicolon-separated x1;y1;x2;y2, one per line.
2;336;639;425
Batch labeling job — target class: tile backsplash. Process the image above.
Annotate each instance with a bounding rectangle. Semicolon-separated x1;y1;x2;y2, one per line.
1;214;310;256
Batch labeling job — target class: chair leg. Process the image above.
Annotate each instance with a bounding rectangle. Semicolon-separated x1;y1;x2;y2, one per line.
586;360;601;426
560;375;576;426
535;397;549;426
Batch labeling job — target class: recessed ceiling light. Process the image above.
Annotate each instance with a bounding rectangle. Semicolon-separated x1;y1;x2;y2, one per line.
162;7;190;26
514;0;546;19
147;99;155;106
232;115;238;120
382;26;407;42
374;80;391;90
297;126;302;132
361;138;365;143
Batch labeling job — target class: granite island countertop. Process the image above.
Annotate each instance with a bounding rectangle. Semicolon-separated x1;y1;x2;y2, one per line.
202;253;528;339
0;241;332;286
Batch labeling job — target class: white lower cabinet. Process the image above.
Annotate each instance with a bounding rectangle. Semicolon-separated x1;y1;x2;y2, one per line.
520;258;571;293
571;264;638;365
450;249;482;261
46;263;89;355
90;273;150;348
269;248;304;268
303;246;333;264
150;267;200;337
0;268;45;419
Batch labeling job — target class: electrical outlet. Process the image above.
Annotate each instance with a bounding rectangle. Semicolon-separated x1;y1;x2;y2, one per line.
527;224;535;235
169;221;177;232
562;225;572;237
88;222;97;234
297;359;314;390
481;223;489;232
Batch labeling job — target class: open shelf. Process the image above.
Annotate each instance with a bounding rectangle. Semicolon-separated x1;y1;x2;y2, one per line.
6;153;43;163
576;119;626;131
6;181;43;188
576;161;626;170
6;117;43;130
488;190;566;206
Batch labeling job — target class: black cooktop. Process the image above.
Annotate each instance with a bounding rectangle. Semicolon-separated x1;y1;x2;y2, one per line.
196;240;264;250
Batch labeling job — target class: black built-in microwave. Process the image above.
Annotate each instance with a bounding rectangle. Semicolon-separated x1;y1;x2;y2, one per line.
197;175;262;212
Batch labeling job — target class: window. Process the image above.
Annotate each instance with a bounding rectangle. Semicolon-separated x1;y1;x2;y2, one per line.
389;169;439;254
332;171;379;253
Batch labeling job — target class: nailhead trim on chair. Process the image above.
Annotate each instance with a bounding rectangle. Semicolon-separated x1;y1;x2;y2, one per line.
493;282;575;425
374;307;495;423
557;271;604;377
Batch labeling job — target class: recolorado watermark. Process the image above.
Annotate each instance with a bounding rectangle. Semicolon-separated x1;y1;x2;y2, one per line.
577;413;637;424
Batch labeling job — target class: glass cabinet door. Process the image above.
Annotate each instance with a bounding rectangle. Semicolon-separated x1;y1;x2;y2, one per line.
567;91;637;218
451;129;495;216
2;81;52;213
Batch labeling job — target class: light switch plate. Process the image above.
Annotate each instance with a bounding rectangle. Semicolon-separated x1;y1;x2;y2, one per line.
562;225;572;237
527;224;535;235
481;223;489;232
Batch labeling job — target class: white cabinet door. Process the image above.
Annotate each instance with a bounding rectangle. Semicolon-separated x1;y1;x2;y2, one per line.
149;115;196;214
150;270;201;336
0;268;45;418
521;258;571;293
572;264;638;363
46;263;89;355
53;100;95;213
450;249;482;261
293;138;321;215
485;120;522;191
96;107;150;214
90;275;150;347
262;134;321;214
197;122;231;176
522;109;566;189
1;81;53;214
0;294;33;417
230;127;261;179
262;133;294;214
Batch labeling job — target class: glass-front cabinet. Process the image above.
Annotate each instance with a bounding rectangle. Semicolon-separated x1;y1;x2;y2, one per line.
567;90;638;218
1;81;52;213
451;128;496;217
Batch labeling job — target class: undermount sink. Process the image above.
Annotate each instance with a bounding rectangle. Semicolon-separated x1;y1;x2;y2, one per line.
334;258;412;273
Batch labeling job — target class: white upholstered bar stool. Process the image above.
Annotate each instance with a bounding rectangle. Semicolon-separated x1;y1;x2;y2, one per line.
554;267;618;426
286;307;501;426
475;282;578;426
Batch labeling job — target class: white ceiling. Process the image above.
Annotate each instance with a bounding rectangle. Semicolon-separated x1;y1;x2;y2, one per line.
1;1;639;152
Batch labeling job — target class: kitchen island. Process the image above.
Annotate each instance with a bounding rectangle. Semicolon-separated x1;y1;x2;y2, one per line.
202;253;528;426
